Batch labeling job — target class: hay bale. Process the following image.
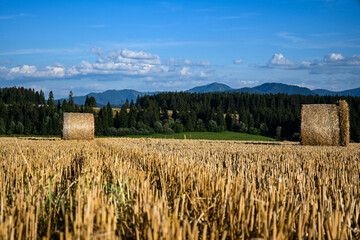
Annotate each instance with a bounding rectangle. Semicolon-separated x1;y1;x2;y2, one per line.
301;101;350;146
62;113;94;140
338;100;350;146
301;104;340;146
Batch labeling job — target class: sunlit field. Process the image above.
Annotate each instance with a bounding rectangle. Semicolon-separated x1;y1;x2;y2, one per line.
1;137;360;239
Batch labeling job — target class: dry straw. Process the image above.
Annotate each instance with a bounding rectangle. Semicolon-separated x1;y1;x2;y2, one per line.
62;113;94;140
1;137;360;239
338;100;350;146
301;100;350;146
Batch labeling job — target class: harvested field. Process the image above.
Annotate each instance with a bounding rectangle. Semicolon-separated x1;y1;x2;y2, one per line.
0;137;360;239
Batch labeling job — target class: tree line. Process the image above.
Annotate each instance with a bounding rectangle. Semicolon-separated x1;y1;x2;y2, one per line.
0;87;359;142
133;92;360;141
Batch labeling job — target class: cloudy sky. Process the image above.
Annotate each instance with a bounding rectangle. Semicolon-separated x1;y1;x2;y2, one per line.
0;0;360;98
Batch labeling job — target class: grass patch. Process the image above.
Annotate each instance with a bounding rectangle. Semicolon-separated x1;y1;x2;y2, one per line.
120;131;276;141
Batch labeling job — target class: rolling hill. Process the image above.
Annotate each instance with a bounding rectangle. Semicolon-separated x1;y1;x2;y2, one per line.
186;82;233;93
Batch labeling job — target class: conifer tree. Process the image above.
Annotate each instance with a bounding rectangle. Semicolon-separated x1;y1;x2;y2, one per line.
118;104;129;128
48;91;54;107
106;102;114;127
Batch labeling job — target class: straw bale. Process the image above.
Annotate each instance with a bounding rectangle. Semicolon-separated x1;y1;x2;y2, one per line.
62;113;94;140
338;100;350;146
301;104;340;146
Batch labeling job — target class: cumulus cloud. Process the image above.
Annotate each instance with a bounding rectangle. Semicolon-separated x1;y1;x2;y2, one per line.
307;53;360;74
5;65;66;79
0;48;212;82
233;59;243;64
267;53;297;69
324;53;344;62
265;53;360;75
179;66;191;76
119;49;158;59
14;65;64;78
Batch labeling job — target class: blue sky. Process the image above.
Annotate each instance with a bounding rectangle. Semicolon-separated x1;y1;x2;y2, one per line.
0;0;360;98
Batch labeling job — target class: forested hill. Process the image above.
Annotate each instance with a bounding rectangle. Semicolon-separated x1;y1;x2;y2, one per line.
0;87;46;104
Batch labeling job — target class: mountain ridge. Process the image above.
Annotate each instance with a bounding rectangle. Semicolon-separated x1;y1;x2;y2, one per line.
63;82;360;107
186;82;233;93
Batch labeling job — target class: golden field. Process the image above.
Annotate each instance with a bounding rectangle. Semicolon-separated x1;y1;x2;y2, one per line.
0;137;360;239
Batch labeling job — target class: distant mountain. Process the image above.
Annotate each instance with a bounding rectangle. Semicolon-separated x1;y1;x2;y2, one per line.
70;89;157;107
233;87;264;94
313;89;334;96
340;88;360;97
253;83;315;95
238;83;360;97
314;87;360;97
186;82;233;93
59;82;360;107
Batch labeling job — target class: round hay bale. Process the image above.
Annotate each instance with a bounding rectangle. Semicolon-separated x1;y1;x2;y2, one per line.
62;113;94;140
301;104;340;146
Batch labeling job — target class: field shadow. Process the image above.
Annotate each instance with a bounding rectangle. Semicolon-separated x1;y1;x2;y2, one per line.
19;137;58;141
242;141;298;146
243;142;281;146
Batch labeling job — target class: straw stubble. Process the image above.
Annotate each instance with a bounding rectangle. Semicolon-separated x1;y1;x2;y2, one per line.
0;138;359;239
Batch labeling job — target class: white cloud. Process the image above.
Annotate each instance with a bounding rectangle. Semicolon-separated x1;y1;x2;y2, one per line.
324;53;344;61
107;49;161;65
45;66;66;77
265;52;360;75
5;64;66;79
233;59;243;64
267;53;297;68
0;48;212;82
10;65;37;74
179;66;191;76
120;49;158;59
